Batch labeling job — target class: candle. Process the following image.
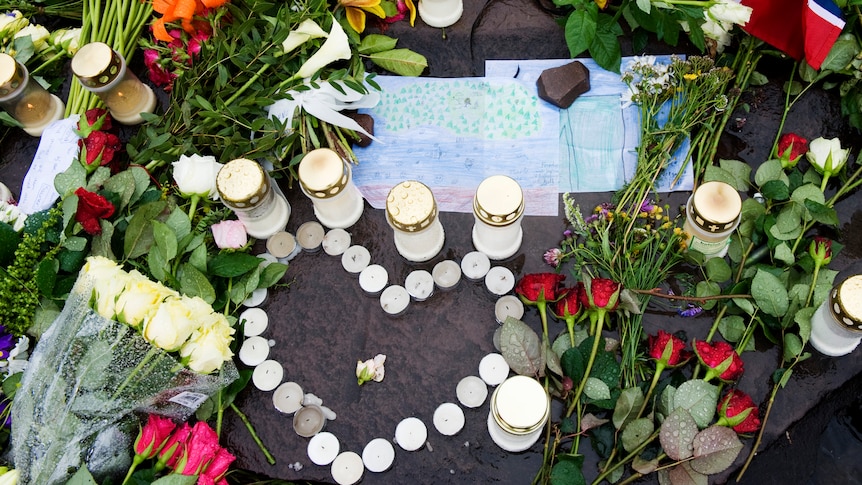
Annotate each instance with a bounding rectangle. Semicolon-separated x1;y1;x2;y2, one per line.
341;245;371;274
494;295;525;324
252;359;284;391
216;158;291;239
485;266;515;296
479;353;510;386
242;287;267;308
380;285;410;315
810;275;862;356
273;381;304;414
461;251;491;280
417;0;463;28
386;180;445;262
0;54;64;136
405;270;435;301
362;438;395;473
293;404;327;437
394;417;427;451
359;264;389;295
682;181;742;259
433;402;465;436
239;307;268;337
266;231;300;260
492;375;549;432
472;175;525;260
307;431;340;466
456;375;488;408
238;336;271;366
298;148;365;229
432;260;461;290
486;408;544;453
330;451;364;485
297;221;325;252
323;228;352;256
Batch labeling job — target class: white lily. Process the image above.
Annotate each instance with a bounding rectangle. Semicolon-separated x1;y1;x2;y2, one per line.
282;18;329;54
295;17;351;79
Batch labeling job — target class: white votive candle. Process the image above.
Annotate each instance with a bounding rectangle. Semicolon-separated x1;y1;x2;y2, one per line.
394;417;427;451
359;264;389;295
238;336;271;367
323;228;352;256
405;270;435;301
297;221;325;252
240;307;269;337
380;285;410;315
485;266;515;296
252;359;283;391
362;438;396;473
273;381;304;414
479;353;510;386
243;287;267;307
432;260;461;290
456;375;488;408
461;251;491;280
331;451;364;485
433;402;465;436
494;295;525;324
298;148;365;230
294;404;327;437
341;245;371;274
266;231;300;260
308;431;340;466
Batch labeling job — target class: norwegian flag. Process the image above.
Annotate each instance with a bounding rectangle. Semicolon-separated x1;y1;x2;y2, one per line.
740;0;845;70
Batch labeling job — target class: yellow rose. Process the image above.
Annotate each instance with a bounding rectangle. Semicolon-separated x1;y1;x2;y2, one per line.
180;315;235;374
142;295;211;351
83;256;127;319
115;271;178;328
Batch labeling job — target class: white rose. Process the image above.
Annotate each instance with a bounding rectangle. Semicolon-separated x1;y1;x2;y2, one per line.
180;315;235;374
172;154;223;200
296;17;351;79
282;18;328;54
0;201;26;232
115;271;178;328
0;468;20;485
707;1;752;27
142;295;211;351
49;28;81;55
14;24;50;52
83;256;127;318
701;17;732;52
0;11;26;36
806;137;850;175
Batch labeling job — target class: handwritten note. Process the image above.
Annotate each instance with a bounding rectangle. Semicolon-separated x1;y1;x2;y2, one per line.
18;115;80;215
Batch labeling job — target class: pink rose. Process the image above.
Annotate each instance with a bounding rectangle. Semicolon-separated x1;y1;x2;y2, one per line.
211;220;247;249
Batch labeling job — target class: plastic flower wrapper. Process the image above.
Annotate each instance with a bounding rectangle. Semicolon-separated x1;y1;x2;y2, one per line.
10;267;238;484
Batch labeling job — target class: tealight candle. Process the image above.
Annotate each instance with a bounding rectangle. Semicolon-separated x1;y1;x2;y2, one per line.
298;148;364;229
386;180;445;262
293;404;327;437
380;285;410;315
359;264;389;295
273;381;304;414
362;438;396;473
308;431;340;466
472;175;525;260
418;0;463;28
240;307;269;337
810;275;862;356
433;402;465;436
479;353;510;386
341;245;371;274
252;359;283;391
485;266;515;296
243;287;267;308
0;54;64;136
456;375;488;408
266;231;300;261
394;417;427;451
405;270;435;301
297;221;325;252
238;336;271;367
682;181;742;259
494;295;525;324
432;260;462;290
331;451;364;485
323;228;352;256
216;158;291;239
461;251;491;280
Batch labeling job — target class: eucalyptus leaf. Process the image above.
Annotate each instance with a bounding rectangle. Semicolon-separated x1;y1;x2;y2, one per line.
500;317;544;377
368;49;428;77
621;418;654;453
613;386;645;430
752;269;789;317
690;425;744;474
673;379;718;429
659;407;698;461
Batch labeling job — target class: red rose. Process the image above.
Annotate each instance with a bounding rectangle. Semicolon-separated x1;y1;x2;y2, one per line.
515;273;565;305
717;389;761;433
777;133;808;168
647;330;692;367
554;284;584;320
809;236;833;266
581;277;621;311
74;188;115;235
133;414;176;460
77;107;112;134
174;421;221;475
80;131;122;167
199;446;235;484
156;422;191;471
694;340;744;382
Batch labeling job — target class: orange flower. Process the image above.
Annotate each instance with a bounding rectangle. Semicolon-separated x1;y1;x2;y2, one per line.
340;0;386;33
151;0;228;42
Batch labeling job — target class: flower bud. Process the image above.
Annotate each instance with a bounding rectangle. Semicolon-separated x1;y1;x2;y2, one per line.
776;133;808;169
806;137;849;177
809;236;833;266
717;389;761;433
647;330;692;368
694;340;744;382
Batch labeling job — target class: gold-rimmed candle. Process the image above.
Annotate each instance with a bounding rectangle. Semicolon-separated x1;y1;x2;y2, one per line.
810;275;862;356
386;180;445;262
0;54;64;136
682;181;742;259
298;148;364;229
216;158;291;239
472;175;525;260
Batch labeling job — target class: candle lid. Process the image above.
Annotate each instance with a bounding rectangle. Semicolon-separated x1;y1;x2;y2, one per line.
71;42;124;88
298;148;351;199
386;180;437;232
473;175;524;226
216;158;271;208
493;375;549;430
0;54;24;98
689;181;742;233
830;275;862;332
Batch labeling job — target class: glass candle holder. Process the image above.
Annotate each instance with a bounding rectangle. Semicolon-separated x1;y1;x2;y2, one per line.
385;180;445;262
487;375;549;452
298;148;364;229
418;0;463;28
0;53;64;136
217;158;291;239
682;181;742;259
71;42;157;125
472;175;525;260
810;275;862;356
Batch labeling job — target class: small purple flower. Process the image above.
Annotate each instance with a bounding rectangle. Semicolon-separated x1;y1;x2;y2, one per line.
640;199;656;213
544;248;563;267
678;304;703;317
563;229;573;238
0;326;15;359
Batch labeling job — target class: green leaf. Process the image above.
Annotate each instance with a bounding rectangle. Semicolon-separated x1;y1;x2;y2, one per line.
621;418;654;453
658;384;676;420
165;207;192;242
151;475;198;485
128;166;152;205
368;49;427;77
732;297;756;317
613;386;645;430
772;242;795;265
795;307;815;346
549;456;586;485
804;199;839;226
754;159;788;188
359;34;398;54
820;35;859;71
36;258;59;296
565;5;598;58
500;317;544;377
584;377;611;401
208;252;263;278
715;159;751;191
258;262;288;289
124;200;167;259
545;335;563;377
179;263;217;304
148;245;168;283
761;179;790;201
91;219;115;259
705;257;731;283
673;379;718;429
561;346;586;382
695;281;721;310
152;221;178;263
54;161;87;198
690;426;743;475
783;333;804;361
189;243;208;273
2;371;21;399
103;171;137;210
752;269;789;317
660;407;698;460
589;14;622;73
66;467;98;485
717;316;752;352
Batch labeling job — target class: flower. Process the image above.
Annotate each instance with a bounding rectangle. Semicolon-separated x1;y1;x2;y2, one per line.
340;0;386;33
172;153;223;200
115;271;179;328
144;48;178;88
554;285;584;322
282;18;329;54
79;131;123;171
85;256;128;318
580;277;621;312
0;326;16;360
156;422;191;471
133;414;176;460
0;11;25;35
151;0;227;42
356;353;386;385
142;295;212;351
707;0;752;26
543;248;562;267
806;137;850;177
80;108;113;132
199;446;235;484
14;23;50;52
296;17;352;78
173;421;221;476
809;236;833;266
48;27;81;55
0;201;26;232
717;389;761;433
515;273;565;305
0;469;19;485
647;330;691;367
694;340;744;382
74;187;115;235
179;313;235;374
776;133;808;168
211;220;248;249
0;336;29;376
